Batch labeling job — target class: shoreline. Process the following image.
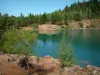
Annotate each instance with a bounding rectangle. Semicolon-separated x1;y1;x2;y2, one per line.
21;19;100;31
0;54;100;75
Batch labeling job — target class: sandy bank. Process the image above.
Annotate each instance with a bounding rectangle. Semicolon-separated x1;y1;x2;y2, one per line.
0;54;100;75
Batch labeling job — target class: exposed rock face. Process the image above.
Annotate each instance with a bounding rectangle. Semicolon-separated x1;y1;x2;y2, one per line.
18;55;100;75
38;30;61;35
18;55;61;74
28;56;38;64
61;65;100;75
28;56;61;72
39;56;61;72
38;24;61;31
68;19;100;29
86;65;100;71
0;54;100;75
38;24;61;35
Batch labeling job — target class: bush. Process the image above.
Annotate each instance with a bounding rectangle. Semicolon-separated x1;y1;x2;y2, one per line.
74;13;82;21
86;24;96;28
3;27;38;55
57;40;75;67
91;24;96;28
65;21;68;26
79;23;83;28
32;24;38;28
86;26;90;28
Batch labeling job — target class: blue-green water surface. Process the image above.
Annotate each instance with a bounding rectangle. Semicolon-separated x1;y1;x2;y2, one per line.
33;29;100;67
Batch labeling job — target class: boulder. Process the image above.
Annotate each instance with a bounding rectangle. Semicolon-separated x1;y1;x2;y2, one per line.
39;56;61;72
28;56;38;64
85;65;100;71
86;65;95;71
62;65;87;75
63;65;81;72
92;70;100;75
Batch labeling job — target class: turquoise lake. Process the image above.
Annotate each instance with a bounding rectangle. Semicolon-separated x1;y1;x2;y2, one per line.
33;29;100;67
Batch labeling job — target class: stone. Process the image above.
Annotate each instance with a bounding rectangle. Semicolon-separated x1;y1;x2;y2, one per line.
86;65;95;71
28;56;38;64
63;65;81;73
93;66;100;71
86;65;100;72
92;70;100;75
39;56;61;72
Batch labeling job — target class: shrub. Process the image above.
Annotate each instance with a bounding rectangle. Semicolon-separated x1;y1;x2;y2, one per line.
86;24;96;28
91;24;96;28
32;23;38;28
74;13;82;21
79;23;83;28
86;26;90;28
57;40;75;67
3;27;38;55
65;21;68;26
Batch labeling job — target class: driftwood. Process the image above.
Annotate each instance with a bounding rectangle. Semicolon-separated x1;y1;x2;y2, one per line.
18;57;28;69
18;57;48;75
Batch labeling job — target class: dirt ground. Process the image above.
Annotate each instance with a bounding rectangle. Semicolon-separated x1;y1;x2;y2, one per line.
0;63;28;75
0;54;29;75
0;54;100;75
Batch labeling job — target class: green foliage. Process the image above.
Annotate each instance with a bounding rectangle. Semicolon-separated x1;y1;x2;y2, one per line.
91;24;96;28
57;32;75;67
79;23;83;28
74;13;82;21
0;0;100;28
64;13;68;25
3;27;38;55
57;42;75;67
87;24;96;28
32;24;38;28
51;11;64;25
0;0;100;51
0;14;15;51
41;13;47;24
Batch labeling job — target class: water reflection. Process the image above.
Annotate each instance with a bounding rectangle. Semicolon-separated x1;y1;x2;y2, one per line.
38;30;61;35
33;29;100;67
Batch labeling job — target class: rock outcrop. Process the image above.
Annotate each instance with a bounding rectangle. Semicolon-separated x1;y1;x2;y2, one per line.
28;55;61;73
39;56;61;72
61;65;100;75
38;25;61;31
0;54;100;75
28;56;38;64
27;56;100;75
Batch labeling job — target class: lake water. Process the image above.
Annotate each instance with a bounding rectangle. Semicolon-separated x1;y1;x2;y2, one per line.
33;29;100;67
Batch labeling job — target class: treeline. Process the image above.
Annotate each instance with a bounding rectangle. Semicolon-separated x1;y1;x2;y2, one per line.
0;0;100;51
0;0;100;27
63;0;100;20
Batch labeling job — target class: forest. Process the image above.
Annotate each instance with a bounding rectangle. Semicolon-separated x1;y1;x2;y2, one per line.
0;0;100;51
